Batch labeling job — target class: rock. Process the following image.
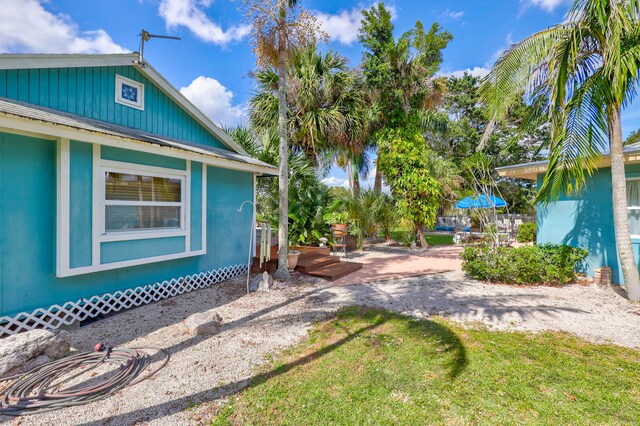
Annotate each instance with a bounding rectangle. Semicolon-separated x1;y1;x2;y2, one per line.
259;271;273;291
249;274;262;292
0;329;71;377
249;271;273;292
183;310;222;336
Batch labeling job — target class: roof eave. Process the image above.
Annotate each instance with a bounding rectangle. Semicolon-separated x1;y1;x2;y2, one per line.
498;148;640;180
0;53;139;70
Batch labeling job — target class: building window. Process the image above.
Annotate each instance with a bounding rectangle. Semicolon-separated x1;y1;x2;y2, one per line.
104;170;184;233
115;74;144;110
627;179;640;237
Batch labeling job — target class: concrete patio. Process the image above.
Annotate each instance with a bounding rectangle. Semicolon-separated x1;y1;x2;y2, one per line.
332;245;464;285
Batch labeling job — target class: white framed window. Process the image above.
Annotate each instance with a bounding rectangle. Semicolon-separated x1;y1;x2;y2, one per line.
115;74;144;110
98;162;188;242
56;142;209;278
627;178;640;238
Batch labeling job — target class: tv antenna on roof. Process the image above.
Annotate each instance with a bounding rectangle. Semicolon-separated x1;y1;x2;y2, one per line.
137;29;181;66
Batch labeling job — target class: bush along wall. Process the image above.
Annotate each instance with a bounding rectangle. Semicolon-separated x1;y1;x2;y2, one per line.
516;222;536;243
461;243;588;285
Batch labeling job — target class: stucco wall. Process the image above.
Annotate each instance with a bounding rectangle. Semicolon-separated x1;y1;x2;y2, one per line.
537;165;640;284
0;132;253;316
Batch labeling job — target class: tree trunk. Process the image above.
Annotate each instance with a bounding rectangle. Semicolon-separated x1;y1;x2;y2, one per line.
353;173;361;198
373;168;382;193
415;223;428;248
347;159;354;194
609;105;640;301
476;118;496;152
274;1;290;281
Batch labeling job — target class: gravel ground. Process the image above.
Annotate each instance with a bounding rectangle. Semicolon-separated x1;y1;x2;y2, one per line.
8;249;640;426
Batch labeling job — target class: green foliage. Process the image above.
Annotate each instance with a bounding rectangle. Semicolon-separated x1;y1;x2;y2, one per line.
227;126;334;246
516;222;537;243
324;210;349;225
625;129;640;146
425;74;545;214
287;183;334;246
377;127;442;240
359;3;452;128
462;243;588;285
372;193;397;240
250;44;368;163
332;190;397;249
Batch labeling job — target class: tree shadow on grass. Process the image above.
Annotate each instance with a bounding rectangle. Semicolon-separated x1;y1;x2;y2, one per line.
78;306;467;426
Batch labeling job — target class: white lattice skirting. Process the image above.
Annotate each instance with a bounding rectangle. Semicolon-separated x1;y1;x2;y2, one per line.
0;264;246;336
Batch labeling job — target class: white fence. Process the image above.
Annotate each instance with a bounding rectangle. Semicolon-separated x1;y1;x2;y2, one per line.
0;264;246;336
437;214;535;231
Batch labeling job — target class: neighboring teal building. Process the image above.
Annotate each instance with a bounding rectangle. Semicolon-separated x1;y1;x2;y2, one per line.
498;147;640;285
0;54;276;335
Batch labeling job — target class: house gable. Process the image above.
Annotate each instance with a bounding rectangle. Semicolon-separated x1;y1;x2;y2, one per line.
0;58;235;151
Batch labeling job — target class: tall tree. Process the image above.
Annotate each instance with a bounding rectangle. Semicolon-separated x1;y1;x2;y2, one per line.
480;0;640;300
243;0;322;279
358;3;452;191
377;127;443;247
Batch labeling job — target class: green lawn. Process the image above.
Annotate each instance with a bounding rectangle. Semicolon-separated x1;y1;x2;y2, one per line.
382;230;454;246
213;307;640;425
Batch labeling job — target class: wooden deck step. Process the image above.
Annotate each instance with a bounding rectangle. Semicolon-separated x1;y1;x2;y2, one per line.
307;261;363;281
295;254;340;274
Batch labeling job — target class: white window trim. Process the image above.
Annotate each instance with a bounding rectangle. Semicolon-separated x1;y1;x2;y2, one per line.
99;161;187;242
626;178;640;239
56;142;208;277
115;74;144;111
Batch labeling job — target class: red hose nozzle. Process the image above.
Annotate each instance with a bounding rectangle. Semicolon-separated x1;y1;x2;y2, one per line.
95;342;110;352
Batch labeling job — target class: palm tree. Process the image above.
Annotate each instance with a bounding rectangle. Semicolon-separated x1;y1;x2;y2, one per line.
243;0;322;279
251;45;369;166
480;0;640;300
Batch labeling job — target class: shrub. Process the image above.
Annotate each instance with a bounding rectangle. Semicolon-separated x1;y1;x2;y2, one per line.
461;243;588;285
325;211;349;225
373;194;397;241
516;222;536;243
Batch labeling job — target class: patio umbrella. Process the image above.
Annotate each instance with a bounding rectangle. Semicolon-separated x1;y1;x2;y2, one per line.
455;194;507;209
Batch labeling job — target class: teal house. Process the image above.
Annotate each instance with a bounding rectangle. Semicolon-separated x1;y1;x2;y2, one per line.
0;54;276;335
498;145;640;285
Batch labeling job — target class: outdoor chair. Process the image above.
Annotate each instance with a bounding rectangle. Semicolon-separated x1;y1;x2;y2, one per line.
331;224;348;258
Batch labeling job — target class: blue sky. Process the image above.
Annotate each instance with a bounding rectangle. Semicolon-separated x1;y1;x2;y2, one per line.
1;0;639;188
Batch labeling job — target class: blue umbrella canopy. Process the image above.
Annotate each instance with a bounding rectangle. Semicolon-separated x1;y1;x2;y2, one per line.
455;195;508;209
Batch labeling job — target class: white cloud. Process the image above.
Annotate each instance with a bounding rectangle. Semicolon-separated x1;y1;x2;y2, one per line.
0;0;127;54
321;176;350;188
159;0;250;45
315;9;362;45
440;66;490;79
523;0;570;12
314;4;397;46
180;76;246;127
441;10;465;20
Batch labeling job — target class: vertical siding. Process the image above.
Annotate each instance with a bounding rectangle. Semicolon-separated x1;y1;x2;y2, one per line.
190;161;203;252
0;66;227;150
0;132;252;316
69;141;93;268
